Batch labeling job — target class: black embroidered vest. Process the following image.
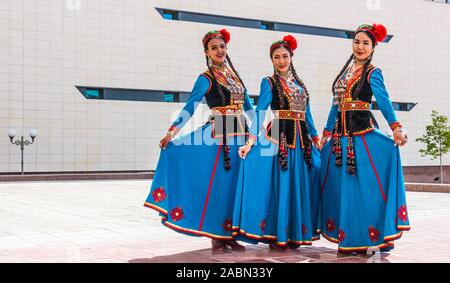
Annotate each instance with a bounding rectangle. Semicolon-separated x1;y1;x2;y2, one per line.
265;76;312;169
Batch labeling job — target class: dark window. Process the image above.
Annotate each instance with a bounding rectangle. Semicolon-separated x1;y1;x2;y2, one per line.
260;22;274;31
155;8;394;42
371;101;417;112
162;10;178;20
77;86;258;105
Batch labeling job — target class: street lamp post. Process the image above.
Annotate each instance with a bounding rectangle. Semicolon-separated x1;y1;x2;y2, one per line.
8;128;38;175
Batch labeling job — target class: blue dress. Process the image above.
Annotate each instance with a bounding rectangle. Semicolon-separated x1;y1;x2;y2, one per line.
320;68;410;253
232;77;322;247
144;73;254;240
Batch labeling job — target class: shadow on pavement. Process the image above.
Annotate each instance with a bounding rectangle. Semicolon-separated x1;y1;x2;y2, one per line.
128;245;391;263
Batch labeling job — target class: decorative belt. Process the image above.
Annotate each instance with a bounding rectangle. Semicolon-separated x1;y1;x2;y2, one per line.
274;110;305;121
211;105;243;116
339;101;370;112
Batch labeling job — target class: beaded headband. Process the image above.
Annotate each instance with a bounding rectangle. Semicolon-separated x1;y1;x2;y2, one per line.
270;35;298;57
202;29;230;48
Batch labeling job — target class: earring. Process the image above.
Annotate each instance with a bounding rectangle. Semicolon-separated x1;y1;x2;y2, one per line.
207;56;212;67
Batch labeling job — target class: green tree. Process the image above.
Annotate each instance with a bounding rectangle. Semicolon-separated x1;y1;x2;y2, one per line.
416;110;450;184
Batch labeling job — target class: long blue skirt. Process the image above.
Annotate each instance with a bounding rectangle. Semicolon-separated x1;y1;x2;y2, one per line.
320;129;410;253
144;123;246;240
231;129;321;246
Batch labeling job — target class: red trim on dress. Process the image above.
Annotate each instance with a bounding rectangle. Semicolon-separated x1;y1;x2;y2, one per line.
198;145;223;231
361;134;388;203
367;67;379;84
200;73;213;93
321;147;333;193
389;121;402;131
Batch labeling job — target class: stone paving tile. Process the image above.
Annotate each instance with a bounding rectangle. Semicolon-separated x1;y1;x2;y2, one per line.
0;180;449;263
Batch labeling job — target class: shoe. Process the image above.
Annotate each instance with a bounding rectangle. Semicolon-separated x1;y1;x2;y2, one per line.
269;242;287;251
211;239;226;252
223;240;246;252
287;242;300;250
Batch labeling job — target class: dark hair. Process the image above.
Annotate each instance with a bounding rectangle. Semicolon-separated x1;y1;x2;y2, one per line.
290;62;310;104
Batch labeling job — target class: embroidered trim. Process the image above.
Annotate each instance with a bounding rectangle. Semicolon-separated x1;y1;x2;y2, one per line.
211;104;243;115
322;130;332;138
274;110;306;121
233;228;317;246
168;125;180;135
390;121;402;131
339;100;371;112
200;73;213;93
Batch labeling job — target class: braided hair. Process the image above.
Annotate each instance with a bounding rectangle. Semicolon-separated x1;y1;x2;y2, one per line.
226;54;247;93
290;62;310;104
333;30;376;100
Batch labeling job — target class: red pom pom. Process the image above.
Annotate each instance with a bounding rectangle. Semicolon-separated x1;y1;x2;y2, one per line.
219;29;230;44
282;35;298;51
372;23;387;43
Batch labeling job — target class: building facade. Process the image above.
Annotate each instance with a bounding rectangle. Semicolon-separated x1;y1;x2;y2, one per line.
1;0;449;173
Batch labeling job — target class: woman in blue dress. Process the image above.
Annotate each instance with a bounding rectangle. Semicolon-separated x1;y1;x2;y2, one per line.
144;29;254;252
232;35;322;250
319;23;410;254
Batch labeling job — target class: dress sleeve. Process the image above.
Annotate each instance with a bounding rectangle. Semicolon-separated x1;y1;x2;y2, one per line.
323;97;338;137
249;78;272;138
369;68;402;131
168;74;211;133
305;103;319;142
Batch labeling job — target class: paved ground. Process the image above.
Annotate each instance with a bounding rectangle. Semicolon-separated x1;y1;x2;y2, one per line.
0;180;449;263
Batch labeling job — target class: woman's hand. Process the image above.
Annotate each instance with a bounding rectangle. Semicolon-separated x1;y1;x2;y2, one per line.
238;144;252;159
313;140;322;151
320;136;329;149
239;138;256;159
393;128;408;147
159;134;173;149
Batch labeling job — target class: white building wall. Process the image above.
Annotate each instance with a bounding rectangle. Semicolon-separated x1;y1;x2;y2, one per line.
0;0;449;173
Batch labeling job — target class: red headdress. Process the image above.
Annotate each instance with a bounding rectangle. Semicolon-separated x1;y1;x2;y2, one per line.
202;29;230;49
270;35;298;57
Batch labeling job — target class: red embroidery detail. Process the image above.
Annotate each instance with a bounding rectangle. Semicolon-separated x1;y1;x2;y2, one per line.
368;226;380;243
327;218;336;233
398;205;408;223
338;229;346;243
222;219;233;232
168;125;179;134
224;145;230;153
260;219;267;234
302;224;308;236
390;121;402;131
170;206;184;222
152;186;167;203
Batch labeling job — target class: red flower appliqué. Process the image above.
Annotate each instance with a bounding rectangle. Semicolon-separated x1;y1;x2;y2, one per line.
398;205;408;223
170;206;184;222
152;186;167;203
368;226;380;243
222;219;233;232
338;229;346;243
302;224;308;236
327;218;336;233
260;219;267;234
